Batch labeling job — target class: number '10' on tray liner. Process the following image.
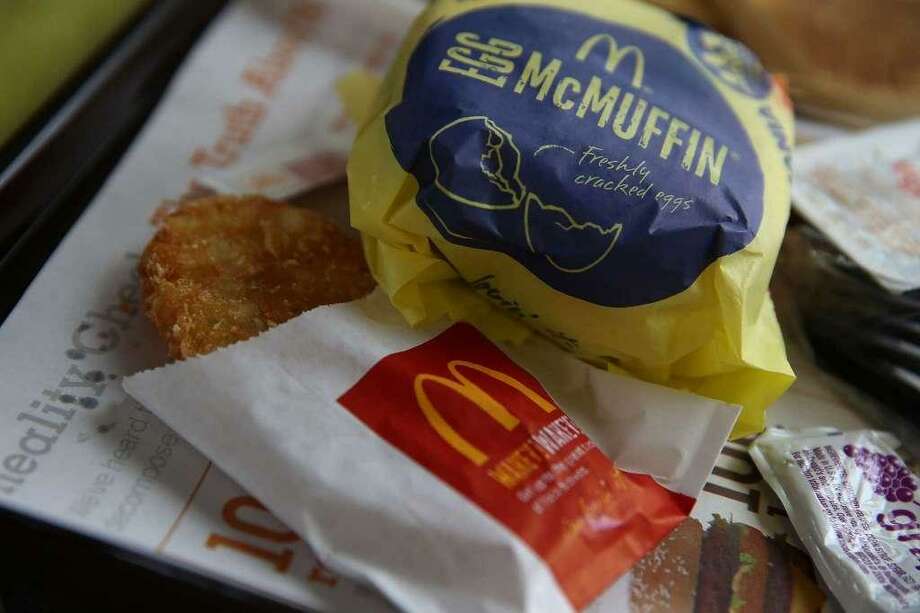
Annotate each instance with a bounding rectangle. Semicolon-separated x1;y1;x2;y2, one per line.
347;0;796;438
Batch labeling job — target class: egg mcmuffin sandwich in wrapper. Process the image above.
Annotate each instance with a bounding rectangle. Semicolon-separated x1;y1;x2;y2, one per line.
348;0;795;438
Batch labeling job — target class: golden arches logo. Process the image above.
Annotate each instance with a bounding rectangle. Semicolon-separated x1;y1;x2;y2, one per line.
575;34;645;88
413;360;557;466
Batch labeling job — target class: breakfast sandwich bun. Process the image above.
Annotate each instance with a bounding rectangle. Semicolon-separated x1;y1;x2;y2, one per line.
710;0;920;125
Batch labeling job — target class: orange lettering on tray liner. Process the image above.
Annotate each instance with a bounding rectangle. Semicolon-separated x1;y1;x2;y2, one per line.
338;323;692;609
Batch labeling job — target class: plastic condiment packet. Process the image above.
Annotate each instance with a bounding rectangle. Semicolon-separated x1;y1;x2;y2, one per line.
751;427;920;613
124;290;739;612
793;119;920;294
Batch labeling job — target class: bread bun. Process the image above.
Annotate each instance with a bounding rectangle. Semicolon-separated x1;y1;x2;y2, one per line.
712;0;920;124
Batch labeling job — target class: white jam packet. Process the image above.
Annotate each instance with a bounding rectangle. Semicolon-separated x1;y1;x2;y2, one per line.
124;290;738;612
792;119;920;293
751;428;920;613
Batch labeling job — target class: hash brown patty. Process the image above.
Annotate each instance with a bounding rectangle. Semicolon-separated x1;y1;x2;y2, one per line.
140;195;374;359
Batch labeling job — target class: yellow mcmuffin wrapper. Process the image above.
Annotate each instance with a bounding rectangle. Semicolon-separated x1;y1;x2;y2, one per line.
347;0;795;438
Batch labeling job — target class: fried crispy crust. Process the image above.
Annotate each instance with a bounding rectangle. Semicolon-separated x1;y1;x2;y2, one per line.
140;195;374;359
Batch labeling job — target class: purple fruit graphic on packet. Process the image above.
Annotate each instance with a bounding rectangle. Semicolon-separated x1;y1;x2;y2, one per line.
844;444;918;503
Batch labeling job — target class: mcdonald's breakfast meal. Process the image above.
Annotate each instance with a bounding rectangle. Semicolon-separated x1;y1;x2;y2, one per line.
124;290;739;612
752;428;920;613
348;0;795;439
127;3;892;611
124;2;808;610
139;195;374;358
19;0;920;610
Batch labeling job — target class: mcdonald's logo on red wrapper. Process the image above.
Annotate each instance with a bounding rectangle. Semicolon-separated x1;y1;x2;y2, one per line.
339;323;693;609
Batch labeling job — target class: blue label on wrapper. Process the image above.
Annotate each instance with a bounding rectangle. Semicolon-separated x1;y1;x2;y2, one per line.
385;6;765;307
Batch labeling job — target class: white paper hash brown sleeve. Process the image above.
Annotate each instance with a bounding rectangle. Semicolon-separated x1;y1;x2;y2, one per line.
124;290;739;613
0;1;420;610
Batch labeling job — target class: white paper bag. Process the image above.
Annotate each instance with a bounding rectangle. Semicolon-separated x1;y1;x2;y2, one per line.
125;290;738;612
